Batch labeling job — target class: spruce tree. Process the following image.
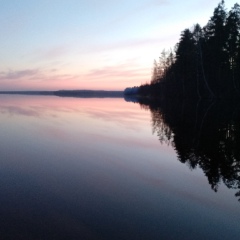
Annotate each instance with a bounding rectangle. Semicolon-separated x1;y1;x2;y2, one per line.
225;3;240;93
203;0;227;96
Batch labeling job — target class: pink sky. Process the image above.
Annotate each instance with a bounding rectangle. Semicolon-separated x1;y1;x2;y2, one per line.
0;0;236;91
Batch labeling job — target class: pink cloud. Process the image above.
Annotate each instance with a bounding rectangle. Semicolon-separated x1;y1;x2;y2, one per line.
0;56;150;90
85;66;148;79
0;69;40;80
76;63;150;90
0;67;81;89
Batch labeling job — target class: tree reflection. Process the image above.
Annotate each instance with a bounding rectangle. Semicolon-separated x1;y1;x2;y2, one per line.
139;98;240;201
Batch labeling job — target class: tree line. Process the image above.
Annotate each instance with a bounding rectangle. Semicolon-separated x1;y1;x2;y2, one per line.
138;1;240;99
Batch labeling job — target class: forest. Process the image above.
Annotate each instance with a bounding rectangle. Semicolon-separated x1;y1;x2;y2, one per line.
136;1;240;99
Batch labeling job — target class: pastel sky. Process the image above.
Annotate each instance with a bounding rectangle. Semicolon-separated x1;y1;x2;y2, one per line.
0;0;237;91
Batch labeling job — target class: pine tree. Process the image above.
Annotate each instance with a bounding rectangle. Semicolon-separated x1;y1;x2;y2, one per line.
193;24;216;98
151;59;160;84
203;0;227;96
225;3;240;93
175;29;196;96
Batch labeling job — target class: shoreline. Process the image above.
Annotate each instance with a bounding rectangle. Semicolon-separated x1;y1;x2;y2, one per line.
0;90;124;98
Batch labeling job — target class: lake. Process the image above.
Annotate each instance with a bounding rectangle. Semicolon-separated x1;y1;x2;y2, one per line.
0;94;239;240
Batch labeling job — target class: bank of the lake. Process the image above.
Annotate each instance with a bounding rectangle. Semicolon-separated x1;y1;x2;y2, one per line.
0;90;124;98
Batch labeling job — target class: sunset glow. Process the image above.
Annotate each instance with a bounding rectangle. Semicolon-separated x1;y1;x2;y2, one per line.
0;0;237;91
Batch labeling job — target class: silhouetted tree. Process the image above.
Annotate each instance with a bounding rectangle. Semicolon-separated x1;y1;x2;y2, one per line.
151;59;161;84
203;0;228;96
225;3;240;92
134;1;240;99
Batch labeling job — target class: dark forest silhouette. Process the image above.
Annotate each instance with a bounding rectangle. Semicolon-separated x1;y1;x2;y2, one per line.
124;1;240;200
129;1;240;99
137;97;240;202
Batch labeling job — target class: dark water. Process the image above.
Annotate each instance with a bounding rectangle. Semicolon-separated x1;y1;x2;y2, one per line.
0;95;239;240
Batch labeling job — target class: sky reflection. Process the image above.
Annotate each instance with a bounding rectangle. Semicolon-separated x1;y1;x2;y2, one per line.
0;95;240;239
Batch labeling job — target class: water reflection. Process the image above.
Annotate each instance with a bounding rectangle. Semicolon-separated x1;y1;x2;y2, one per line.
1;95;240;239
139;98;240;201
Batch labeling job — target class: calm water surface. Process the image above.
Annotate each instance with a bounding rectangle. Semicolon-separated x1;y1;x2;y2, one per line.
0;95;239;240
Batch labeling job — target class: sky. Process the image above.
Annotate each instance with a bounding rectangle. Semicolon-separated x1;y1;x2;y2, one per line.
0;0;238;91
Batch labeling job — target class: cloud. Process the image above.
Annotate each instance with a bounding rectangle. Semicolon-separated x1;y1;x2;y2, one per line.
0;68;78;82
0;56;150;91
81;62;150;82
79;36;173;55
0;67;82;91
38;45;70;60
102;0;170;29
0;69;40;80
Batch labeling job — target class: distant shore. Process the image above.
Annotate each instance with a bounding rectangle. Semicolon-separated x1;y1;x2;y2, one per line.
0;90;124;98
